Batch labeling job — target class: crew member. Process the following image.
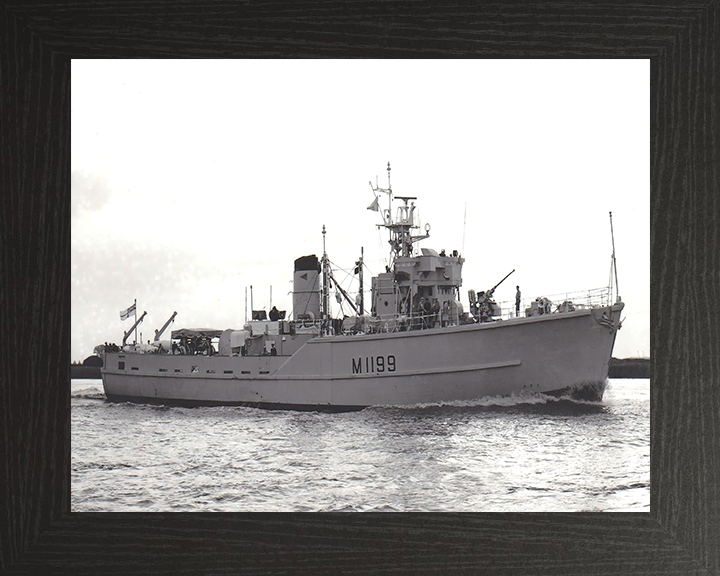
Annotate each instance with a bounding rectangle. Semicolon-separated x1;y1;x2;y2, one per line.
269;306;280;321
431;298;440;327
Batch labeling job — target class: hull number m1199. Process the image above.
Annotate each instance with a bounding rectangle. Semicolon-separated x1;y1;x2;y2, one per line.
352;355;396;374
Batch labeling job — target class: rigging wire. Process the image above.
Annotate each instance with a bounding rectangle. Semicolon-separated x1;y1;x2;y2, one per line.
326;257;376;316
377;227;388;270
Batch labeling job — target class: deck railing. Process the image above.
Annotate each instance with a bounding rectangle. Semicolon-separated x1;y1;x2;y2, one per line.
495;286;613;320
324;285;614;335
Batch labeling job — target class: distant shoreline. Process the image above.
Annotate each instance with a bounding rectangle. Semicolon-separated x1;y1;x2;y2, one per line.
71;357;651;380
607;357;650;379
70;364;102;379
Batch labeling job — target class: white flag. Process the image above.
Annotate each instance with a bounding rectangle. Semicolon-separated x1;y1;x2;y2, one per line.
120;302;136;321
367;195;379;212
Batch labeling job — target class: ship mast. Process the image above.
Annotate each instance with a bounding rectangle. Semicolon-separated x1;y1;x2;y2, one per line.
321;224;330;336
358;247;364;315
369;162;430;268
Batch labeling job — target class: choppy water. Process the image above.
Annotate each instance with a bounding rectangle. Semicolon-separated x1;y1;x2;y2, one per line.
72;378;649;512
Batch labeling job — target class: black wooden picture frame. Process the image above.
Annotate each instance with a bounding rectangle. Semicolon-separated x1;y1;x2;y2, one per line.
2;2;717;574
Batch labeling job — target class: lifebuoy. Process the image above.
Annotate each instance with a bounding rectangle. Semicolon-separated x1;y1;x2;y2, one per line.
301;311;316;328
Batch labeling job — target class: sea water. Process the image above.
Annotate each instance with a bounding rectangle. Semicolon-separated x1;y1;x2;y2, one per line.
71;378;649;512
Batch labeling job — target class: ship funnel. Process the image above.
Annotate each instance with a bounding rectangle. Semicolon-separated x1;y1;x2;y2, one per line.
293;255;321;321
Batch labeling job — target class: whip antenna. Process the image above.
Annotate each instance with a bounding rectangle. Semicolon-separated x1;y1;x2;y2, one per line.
462;202;467;256
609;211;620;303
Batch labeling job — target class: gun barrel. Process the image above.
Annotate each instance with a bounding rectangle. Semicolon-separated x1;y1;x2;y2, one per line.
488;269;515;295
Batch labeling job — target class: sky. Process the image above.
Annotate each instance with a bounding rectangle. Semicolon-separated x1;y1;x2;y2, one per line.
71;59;649;361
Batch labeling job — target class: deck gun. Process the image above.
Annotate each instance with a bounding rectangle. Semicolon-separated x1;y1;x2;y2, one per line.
483;269;515;302
469;269;515;321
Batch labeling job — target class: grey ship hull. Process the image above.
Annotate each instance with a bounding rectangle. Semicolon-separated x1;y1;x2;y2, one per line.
101;303;623;411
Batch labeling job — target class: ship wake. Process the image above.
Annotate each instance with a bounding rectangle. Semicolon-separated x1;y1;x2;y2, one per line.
373;391;606;414
71;388;107;400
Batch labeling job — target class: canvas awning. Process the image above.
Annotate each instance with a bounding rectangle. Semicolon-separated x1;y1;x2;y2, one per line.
171;328;224;339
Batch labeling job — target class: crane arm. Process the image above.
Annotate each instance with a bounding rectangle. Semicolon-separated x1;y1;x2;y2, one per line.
154;311;178;341
122;311;147;346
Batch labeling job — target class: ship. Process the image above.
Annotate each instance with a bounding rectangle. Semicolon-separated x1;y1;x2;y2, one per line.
99;164;624;411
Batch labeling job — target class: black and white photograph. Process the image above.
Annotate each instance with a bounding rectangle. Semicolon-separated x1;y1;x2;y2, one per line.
71;59;649;512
